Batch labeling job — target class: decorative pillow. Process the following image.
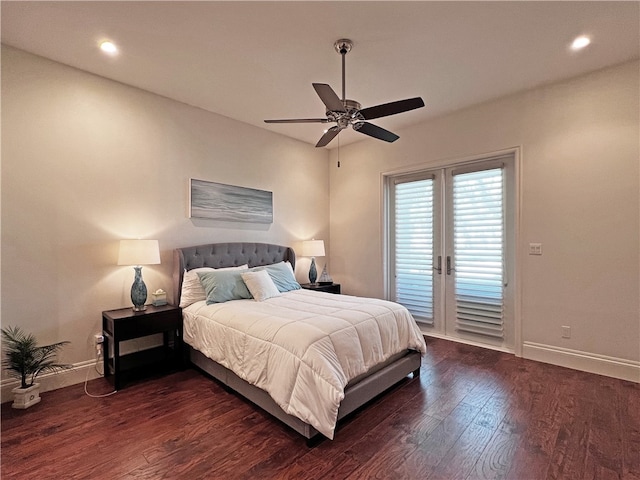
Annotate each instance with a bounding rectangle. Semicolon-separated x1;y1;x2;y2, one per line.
198;269;252;304
241;270;281;302
254;261;301;292
180;265;248;307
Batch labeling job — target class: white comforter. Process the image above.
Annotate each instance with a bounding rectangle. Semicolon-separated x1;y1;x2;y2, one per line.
183;289;426;439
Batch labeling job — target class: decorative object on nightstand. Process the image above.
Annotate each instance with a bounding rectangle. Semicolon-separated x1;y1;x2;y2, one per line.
301;239;325;285
1;326;71;409
117;239;161;311
152;289;168;306
318;264;333;285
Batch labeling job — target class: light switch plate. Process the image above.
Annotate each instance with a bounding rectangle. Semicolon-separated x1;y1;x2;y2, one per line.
529;243;543;255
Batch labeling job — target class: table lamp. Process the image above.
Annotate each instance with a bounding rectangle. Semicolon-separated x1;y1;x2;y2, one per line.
301;239;325;285
118;239;161;311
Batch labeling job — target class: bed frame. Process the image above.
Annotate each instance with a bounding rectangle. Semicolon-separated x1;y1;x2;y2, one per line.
173;242;421;443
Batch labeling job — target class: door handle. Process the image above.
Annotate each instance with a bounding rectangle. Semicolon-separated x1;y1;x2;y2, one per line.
446;256;452;275
434;255;442;274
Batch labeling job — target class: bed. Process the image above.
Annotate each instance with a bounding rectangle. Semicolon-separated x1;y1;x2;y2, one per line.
172;242;426;442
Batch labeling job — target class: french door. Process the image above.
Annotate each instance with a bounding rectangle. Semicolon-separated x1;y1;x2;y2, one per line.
388;153;516;350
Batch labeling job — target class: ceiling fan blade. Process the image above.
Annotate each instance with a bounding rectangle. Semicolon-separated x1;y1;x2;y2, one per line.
264;118;329;124
354;122;399;143
359;97;425;120
315;126;342;147
313;83;346;113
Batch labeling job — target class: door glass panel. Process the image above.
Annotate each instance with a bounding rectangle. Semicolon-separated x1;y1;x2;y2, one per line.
452;168;504;338
394;178;434;324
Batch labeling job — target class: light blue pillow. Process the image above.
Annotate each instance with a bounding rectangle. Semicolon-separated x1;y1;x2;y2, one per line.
254;261;301;293
197;269;252;304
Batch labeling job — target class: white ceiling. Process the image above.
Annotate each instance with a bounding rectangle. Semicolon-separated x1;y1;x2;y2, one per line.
2;1;638;148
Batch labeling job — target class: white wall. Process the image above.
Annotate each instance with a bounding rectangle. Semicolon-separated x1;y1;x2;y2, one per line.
329;61;639;380
1;46;330;395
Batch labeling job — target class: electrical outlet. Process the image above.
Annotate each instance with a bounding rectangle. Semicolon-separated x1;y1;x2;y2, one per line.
94;334;104;358
561;326;571;339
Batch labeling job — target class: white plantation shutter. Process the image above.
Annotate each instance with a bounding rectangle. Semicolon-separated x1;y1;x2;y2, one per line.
394;177;434;324
452;167;505;338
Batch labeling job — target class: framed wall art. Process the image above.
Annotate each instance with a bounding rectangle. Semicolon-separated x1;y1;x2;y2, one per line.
189;179;273;224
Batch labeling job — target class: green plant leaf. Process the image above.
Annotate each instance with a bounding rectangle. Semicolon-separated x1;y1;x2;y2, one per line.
1;326;70;389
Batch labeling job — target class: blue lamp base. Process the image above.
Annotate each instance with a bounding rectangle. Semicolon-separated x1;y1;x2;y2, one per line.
309;257;318;284
131;266;148;311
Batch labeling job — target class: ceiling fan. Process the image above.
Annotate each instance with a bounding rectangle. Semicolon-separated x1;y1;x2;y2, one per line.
264;39;425;148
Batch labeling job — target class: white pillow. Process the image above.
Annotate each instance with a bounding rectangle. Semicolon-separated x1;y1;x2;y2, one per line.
241;270;281;302
180;264;248;307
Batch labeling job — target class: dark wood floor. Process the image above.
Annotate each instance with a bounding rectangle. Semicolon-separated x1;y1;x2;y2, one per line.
2;337;638;479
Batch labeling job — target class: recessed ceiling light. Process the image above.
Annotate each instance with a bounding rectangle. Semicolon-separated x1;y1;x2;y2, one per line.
571;35;591;51
99;41;118;55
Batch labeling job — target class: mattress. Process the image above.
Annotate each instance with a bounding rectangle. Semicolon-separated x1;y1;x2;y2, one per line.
183;289;426;439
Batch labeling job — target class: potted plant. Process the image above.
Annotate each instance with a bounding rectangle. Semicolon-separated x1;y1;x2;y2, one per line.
1;326;71;409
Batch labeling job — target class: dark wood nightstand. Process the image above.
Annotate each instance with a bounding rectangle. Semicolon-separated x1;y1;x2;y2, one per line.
300;283;341;294
102;304;183;390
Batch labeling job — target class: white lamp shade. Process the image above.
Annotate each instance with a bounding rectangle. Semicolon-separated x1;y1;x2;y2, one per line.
301;239;325;257
117;239;161;266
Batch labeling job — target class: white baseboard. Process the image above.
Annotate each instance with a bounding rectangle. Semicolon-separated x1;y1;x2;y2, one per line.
522;341;640;383
1;360;103;404
3;342;636;404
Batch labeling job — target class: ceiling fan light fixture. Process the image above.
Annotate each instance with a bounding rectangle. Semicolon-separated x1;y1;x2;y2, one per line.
264;38;425;148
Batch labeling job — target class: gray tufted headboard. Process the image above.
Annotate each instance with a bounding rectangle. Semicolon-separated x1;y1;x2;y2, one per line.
172;242;296;305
